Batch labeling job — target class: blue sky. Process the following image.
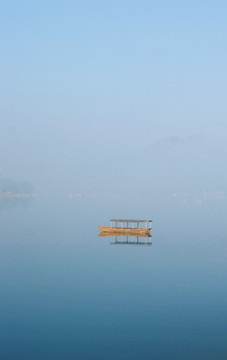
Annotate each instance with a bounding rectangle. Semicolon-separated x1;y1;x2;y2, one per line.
0;0;226;187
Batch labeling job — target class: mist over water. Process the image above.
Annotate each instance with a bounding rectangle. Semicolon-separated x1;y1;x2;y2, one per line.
1;0;227;358
0;195;226;360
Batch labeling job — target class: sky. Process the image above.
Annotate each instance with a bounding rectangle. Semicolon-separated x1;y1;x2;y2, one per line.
0;0;226;191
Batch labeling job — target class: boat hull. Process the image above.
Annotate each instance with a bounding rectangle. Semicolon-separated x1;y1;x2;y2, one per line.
99;232;152;238
98;226;151;235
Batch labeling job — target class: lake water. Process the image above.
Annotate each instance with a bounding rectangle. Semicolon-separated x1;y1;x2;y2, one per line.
0;196;226;359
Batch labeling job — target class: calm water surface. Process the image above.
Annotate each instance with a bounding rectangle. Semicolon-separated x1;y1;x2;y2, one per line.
0;196;226;359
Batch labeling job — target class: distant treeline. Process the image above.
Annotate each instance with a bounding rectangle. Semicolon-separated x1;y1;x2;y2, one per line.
0;177;34;194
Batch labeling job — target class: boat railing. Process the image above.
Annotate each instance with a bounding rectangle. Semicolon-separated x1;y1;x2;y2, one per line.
110;219;152;229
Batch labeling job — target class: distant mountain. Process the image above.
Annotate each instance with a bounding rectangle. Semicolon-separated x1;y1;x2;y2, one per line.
0;177;34;195
101;133;227;198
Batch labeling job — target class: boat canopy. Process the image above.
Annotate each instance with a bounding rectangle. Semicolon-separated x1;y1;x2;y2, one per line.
110;219;152;223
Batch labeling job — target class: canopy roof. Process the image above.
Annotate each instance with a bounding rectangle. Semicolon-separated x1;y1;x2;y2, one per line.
110;219;152;223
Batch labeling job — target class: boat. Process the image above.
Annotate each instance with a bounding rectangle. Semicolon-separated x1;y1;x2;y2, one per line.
98;226;151;235
98;219;152;236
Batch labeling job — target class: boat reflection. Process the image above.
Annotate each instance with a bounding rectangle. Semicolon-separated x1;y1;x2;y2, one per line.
99;232;152;246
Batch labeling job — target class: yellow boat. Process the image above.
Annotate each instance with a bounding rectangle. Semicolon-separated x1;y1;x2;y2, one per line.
98;219;152;236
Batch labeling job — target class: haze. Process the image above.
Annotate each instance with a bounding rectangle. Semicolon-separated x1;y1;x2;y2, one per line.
0;0;226;197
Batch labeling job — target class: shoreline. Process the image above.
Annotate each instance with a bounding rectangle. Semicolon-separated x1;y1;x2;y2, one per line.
0;193;39;199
